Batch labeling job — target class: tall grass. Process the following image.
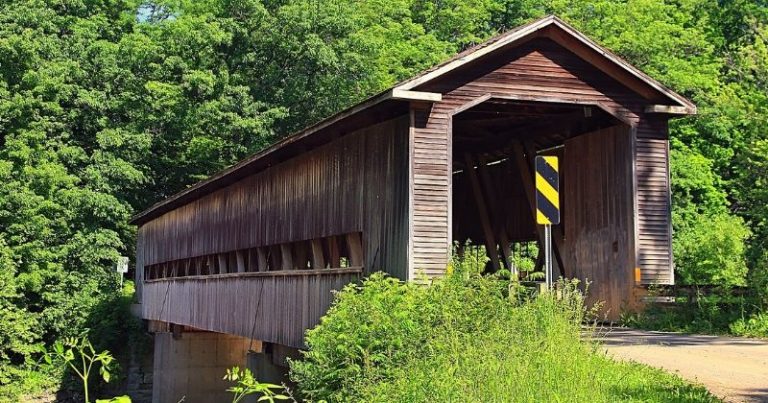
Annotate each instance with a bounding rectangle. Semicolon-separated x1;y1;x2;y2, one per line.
290;270;718;402
358;289;715;402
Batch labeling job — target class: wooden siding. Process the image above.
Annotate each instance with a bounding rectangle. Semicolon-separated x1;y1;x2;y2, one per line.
407;37;664;281
136;116;410;285
562;125;636;316
409;107;452;279
142;269;361;348
635;118;673;284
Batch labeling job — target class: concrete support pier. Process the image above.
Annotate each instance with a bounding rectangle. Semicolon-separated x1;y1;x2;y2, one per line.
152;331;254;402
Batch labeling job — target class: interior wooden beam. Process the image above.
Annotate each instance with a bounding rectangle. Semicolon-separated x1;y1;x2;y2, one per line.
326;236;341;268
294;241;309;269
256;247;268;272
477;154;515;275
217;254;228;274
246;248;255;272
346;233;364;267
463;153;501;271
236;250;246;273
280;244;294;270
269;245;282;271
310;239;326;269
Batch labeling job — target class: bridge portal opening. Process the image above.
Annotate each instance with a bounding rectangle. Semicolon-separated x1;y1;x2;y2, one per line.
451;99;624;277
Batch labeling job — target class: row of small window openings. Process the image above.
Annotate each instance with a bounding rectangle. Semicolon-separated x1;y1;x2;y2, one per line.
144;232;364;280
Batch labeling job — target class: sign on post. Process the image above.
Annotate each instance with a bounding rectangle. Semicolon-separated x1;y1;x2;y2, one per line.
115;256;129;289
535;156;560;225
535;156;560;289
115;256;129;274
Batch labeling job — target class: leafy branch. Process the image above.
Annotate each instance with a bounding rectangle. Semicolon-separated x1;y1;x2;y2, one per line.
44;337;115;403
223;366;293;403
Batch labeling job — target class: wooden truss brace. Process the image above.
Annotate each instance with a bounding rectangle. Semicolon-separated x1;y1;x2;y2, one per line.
464;153;502;271
477;154;515;273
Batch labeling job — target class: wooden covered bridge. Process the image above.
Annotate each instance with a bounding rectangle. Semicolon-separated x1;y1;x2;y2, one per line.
132;15;694;400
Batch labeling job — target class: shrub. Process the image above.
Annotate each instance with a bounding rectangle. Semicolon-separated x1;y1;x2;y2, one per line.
673;213;750;287
290;272;716;402
730;312;768;337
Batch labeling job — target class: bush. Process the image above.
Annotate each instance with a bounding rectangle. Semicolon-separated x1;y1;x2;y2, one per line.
673;213;750;287
730;312;768;337
290;271;716;402
624;290;755;336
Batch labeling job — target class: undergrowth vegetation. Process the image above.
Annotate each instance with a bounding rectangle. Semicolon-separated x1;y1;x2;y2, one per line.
624;288;768;338
289;258;717;402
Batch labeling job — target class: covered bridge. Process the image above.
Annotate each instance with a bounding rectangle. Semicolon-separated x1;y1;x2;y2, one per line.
132;15;694;399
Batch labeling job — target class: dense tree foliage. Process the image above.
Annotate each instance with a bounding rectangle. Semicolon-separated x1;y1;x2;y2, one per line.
0;0;767;395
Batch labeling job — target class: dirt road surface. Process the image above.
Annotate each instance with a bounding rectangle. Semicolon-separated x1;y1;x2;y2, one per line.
597;328;768;402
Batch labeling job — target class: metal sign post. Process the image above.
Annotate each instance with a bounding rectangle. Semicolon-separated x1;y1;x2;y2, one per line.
535;156;560;290
544;224;553;289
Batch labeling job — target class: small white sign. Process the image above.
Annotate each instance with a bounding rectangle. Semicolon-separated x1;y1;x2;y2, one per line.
116;256;129;274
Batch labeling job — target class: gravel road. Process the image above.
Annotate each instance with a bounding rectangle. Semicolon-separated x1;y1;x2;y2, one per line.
597;328;768;402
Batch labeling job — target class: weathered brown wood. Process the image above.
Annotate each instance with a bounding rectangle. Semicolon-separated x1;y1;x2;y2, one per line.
142;269;362;348
326;236;341;268
136;116;410;282
269;245;282;271
634;119;673;284
280;244;294;270
346;233;364;267
293;242;309;270
409;106;451;279
145;267;362;281
562;125;636;316
463;153;501;271
236;250;246;273
477;154;514;273
310;239;325;269
256;247;268;272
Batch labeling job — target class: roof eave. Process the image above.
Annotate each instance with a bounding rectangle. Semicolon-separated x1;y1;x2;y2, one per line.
129;88;441;225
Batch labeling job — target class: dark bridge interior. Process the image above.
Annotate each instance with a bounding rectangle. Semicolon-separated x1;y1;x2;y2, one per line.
450;99;623;272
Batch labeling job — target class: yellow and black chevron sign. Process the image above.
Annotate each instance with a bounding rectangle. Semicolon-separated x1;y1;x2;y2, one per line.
535;156;560;225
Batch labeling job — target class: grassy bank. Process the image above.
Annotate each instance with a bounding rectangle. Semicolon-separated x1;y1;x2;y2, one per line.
290;270;718;402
